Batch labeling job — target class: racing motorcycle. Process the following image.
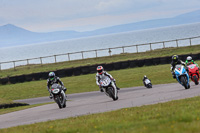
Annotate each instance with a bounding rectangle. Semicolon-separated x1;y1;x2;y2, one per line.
143;78;152;88
51;83;66;109
187;64;199;85
174;64;190;89
100;76;118;101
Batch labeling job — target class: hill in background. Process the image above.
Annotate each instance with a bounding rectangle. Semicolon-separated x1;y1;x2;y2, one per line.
0;9;200;47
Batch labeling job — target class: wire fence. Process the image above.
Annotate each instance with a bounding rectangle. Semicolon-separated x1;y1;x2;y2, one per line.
1;36;200;70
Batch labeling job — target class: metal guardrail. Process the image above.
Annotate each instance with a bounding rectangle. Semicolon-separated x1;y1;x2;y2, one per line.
1;36;200;70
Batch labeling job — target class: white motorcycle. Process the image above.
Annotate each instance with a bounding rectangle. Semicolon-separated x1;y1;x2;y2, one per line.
51;83;67;109
143;78;152;88
100;76;118;101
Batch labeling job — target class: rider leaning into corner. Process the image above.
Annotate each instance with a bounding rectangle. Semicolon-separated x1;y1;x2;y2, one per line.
185;56;199;68
95;66;120;92
170;55;187;79
47;72;67;99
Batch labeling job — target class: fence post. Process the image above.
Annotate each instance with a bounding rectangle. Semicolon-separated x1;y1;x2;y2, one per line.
190;38;192;46
176;40;178;47
122;47;124;53
95;50;97;58
108;48;112;56
136;45;138;53
54;55;57;63
81;52;84;59
27;59;29;65
40;57;43;65
163;42;165;48
150;43;152;51
13;61;16;70
68;53;70;61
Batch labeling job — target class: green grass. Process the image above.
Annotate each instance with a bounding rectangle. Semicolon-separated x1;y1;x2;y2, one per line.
0;63;176;104
1;96;200;133
1;60;200;104
0;44;200;78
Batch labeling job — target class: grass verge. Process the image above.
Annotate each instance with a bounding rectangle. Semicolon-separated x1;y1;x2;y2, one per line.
1;60;200;104
0;44;200;78
1;96;200;133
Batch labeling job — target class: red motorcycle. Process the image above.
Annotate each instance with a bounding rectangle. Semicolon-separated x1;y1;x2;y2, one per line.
187;64;199;85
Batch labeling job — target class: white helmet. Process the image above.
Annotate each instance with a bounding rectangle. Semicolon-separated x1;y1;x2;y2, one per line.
187;56;192;63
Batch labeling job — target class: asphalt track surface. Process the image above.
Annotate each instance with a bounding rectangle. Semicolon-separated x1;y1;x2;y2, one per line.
1;82;200;129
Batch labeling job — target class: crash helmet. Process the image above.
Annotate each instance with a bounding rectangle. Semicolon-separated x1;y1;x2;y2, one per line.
144;75;147;79
172;55;178;62
49;72;55;81
186;56;192;63
97;66;104;74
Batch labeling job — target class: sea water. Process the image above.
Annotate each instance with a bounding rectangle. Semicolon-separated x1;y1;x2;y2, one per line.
0;23;200;69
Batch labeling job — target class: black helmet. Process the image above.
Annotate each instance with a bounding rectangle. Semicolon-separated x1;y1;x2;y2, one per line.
172;55;178;62
49;72;55;81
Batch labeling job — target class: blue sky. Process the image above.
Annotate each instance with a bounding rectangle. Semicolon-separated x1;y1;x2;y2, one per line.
0;0;199;32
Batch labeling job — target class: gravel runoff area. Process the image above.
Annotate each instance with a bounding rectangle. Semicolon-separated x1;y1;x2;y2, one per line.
1;82;200;129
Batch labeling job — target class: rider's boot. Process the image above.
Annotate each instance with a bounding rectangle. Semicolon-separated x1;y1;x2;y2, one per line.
49;93;53;99
100;87;104;92
63;87;67;92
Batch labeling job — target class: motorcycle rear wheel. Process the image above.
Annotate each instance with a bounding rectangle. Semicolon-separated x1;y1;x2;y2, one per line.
107;87;118;101
193;75;199;85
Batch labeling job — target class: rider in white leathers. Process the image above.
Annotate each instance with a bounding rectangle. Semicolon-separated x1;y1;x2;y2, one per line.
95;66;120;92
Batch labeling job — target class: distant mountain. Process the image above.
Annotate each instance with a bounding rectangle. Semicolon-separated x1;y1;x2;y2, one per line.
0;9;200;47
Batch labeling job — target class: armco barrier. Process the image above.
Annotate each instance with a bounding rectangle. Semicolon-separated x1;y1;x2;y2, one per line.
0;77;9;85
129;60;138;68
24;74;34;81
1;53;200;85
192;53;199;60
81;66;91;74
89;65;97;73
144;58;153;66
40;72;49;80
113;62;121;70
104;63;114;71
73;67;82;76
9;76;18;84
65;68;74;76
56;69;68;78
120;61;130;69
137;59;145;67
32;73;41;80
17;75;26;83
152;57;160;65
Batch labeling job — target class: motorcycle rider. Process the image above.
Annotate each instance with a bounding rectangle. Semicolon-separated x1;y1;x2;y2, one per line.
47;72;67;99
143;75;152;87
170;55;187;79
96;66;120;92
185;56;199;68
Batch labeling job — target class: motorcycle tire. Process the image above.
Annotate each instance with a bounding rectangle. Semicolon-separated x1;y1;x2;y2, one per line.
147;84;152;88
180;76;189;89
55;95;62;109
193;75;199;85
107;87;118;101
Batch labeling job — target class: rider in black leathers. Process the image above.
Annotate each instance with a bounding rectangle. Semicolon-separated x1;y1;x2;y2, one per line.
47;72;67;99
170;55;187;78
